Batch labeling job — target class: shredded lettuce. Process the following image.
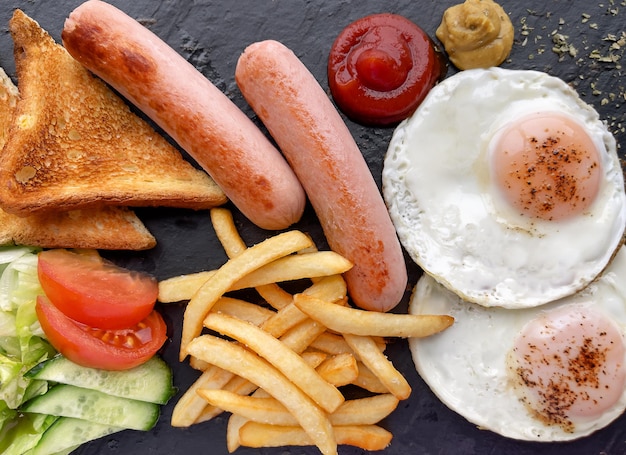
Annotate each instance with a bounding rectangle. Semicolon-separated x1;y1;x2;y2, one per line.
0;247;57;452
0;412;58;455
0;252;42;313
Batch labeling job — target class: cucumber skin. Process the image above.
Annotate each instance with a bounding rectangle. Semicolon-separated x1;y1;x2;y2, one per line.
21;356;175;453
27;355;176;405
21;384;160;431
31;417;123;455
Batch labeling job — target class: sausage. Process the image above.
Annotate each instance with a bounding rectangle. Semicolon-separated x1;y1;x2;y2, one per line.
235;40;408;312
61;0;305;231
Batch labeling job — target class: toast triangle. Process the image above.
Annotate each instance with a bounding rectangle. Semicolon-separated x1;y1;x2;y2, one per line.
0;65;156;250
0;10;227;216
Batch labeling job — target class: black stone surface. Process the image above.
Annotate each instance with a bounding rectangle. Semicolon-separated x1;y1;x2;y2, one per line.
1;1;625;454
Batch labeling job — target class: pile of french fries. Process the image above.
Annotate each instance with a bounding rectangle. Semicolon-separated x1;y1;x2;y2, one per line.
158;208;454;455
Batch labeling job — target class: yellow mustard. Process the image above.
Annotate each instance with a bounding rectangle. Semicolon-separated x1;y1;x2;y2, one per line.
436;0;514;70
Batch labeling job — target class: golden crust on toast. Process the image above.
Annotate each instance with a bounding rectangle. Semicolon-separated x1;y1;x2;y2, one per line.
0;10;227;216
0;67;18;145
0;206;157;250
0;65;155;250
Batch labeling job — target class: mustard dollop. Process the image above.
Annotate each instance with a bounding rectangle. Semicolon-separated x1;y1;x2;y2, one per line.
436;0;514;70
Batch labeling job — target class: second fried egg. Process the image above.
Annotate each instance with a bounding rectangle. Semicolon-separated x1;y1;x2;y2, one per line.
409;245;626;441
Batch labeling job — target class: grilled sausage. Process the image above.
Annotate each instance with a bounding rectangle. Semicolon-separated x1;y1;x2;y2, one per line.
236;40;408;311
62;0;306;230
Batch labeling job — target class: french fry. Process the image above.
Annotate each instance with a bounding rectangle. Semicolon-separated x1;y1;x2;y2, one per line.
212;206;297;313
260;302;309;338
309;332;354;355
158;270;215;303
331;394;399;426
301;350;329;369
186;335;337;455
159;253;352;302
213;297;275;326
171;363;234;427
231;252;352;290
197;307;333;427
344;334;411;400
227;412;247;453
204;279;343;419
204;312;344;413
294;293;454;338
180;230;314;358
353;361;390;394
210;207;247;257
315;353;359;387
279;318;327;354
238;422;393;451
213;205;300;314
200;348;329;427
226;386;273;452
301;273;348;303
199;340;330;427
260;274;348;338
169;208;443;452
183;265;303;426
222;374;261;396
197;353;327;425
308;331;386;356
336;425;394;451
188;355;210;371
197;390;398;427
196;374;260;425
197;324;329;425
198;389;294;426
255;283;293;310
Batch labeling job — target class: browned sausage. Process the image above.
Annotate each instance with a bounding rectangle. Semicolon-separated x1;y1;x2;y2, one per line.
236;40;407;312
62;0;305;231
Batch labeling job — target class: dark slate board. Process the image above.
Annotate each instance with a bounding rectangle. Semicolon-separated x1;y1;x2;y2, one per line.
1;1;625;454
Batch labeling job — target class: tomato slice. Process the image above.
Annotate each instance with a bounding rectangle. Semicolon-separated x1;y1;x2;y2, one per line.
38;249;158;330
36;295;167;370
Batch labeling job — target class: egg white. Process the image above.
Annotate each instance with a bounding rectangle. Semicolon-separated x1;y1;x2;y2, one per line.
408;245;626;441
382;68;626;308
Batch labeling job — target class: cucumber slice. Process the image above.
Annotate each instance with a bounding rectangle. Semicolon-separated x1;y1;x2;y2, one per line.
21;384;160;431
31;417;122;455
28;356;175;405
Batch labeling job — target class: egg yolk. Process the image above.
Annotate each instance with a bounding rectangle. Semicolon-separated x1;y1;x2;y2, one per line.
491;112;601;221
508;305;626;432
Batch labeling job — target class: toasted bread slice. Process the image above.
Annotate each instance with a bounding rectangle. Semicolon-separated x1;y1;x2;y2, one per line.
0;10;227;216
0;65;156;250
0;68;18;146
0;206;157;250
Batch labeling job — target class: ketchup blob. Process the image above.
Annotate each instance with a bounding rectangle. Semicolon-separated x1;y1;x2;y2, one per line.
328;13;446;126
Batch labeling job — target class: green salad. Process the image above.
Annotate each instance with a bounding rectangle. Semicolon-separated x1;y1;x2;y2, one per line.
0;247;55;454
0;246;175;455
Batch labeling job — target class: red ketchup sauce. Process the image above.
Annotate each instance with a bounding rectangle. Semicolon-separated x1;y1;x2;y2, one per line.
328;13;446;126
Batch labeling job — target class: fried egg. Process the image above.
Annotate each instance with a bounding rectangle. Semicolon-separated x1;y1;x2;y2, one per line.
409;245;626;441
382;68;626;308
